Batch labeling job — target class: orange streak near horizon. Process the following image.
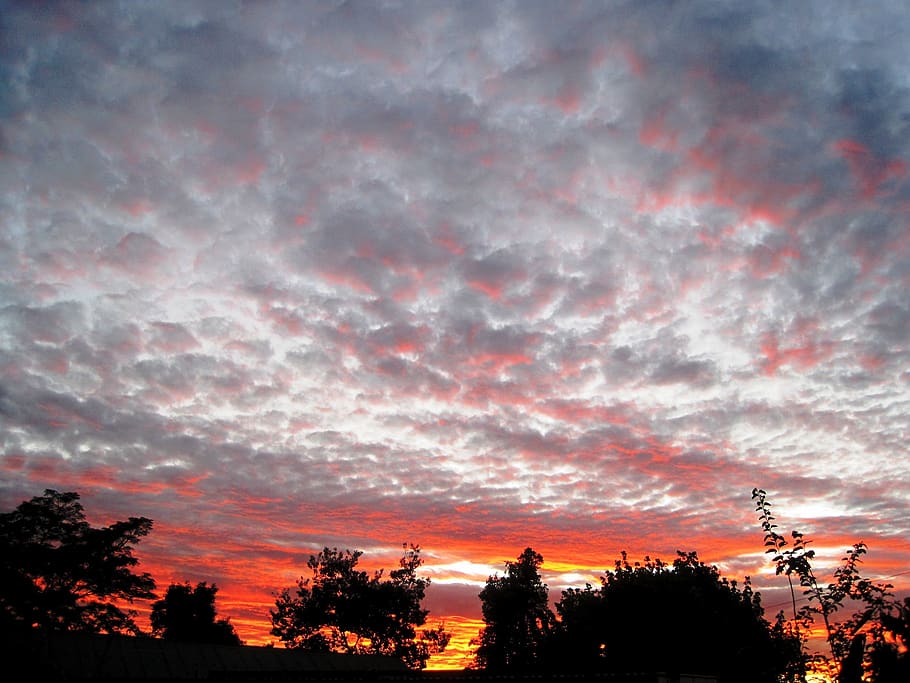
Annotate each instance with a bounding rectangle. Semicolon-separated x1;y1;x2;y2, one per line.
426;616;484;670
118;531;910;675
130;587;480;670
13;481;903;673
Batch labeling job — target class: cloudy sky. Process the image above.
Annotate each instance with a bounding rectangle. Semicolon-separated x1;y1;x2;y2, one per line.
2;0;909;668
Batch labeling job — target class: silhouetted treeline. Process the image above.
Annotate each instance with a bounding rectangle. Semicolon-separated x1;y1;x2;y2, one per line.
3;488;909;682
0;490;445;670
0;490;239;646
473;547;796;683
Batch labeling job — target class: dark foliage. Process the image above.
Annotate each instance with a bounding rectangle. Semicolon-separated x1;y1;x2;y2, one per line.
753;487;910;683
473;547;556;672
869;597;910;682
270;544;449;670
151;581;242;646
549;550;798;683
0;489;156;636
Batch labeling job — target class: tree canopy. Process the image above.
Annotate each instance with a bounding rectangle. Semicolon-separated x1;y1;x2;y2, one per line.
270;544;449;670
0;489;156;636
151;581;242;646
473;547;555;672
551;550;798;682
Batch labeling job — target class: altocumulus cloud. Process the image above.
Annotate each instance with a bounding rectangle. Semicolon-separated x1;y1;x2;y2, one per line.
1;0;909;668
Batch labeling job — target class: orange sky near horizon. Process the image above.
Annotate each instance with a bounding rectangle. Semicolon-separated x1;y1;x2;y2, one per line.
126;523;910;670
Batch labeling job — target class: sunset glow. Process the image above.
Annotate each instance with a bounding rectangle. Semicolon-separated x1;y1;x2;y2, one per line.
2;0;909;672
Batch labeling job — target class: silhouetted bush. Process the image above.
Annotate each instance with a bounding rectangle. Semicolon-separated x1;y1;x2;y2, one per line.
271;544;449;670
151;581;242;646
473;547;555;672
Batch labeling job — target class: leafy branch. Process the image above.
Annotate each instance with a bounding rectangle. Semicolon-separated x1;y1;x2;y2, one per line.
752;488;903;683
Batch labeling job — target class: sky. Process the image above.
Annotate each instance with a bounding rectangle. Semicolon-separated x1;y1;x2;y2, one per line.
2;0;909;670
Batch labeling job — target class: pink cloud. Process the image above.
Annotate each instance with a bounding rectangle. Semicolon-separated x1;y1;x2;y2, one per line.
149;322;199;353
549;85;582;114
316;267;375;294
623;48;646;77
38;401;103;432
434;223;466;256
101;232;171;280
124;199;154;217
262;306;306;336
639;109;679;152
759;332;835;375
466;278;504;300
834;139;908;199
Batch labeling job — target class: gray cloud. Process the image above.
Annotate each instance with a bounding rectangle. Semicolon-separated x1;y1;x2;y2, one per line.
1;0;909;664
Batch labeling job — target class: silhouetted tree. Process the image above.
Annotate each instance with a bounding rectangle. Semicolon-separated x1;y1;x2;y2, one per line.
552;550;798;683
472;547;555;672
753;487;908;683
869;597;910;683
0;489;156;636
270;544;449;670
151;581;242;646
